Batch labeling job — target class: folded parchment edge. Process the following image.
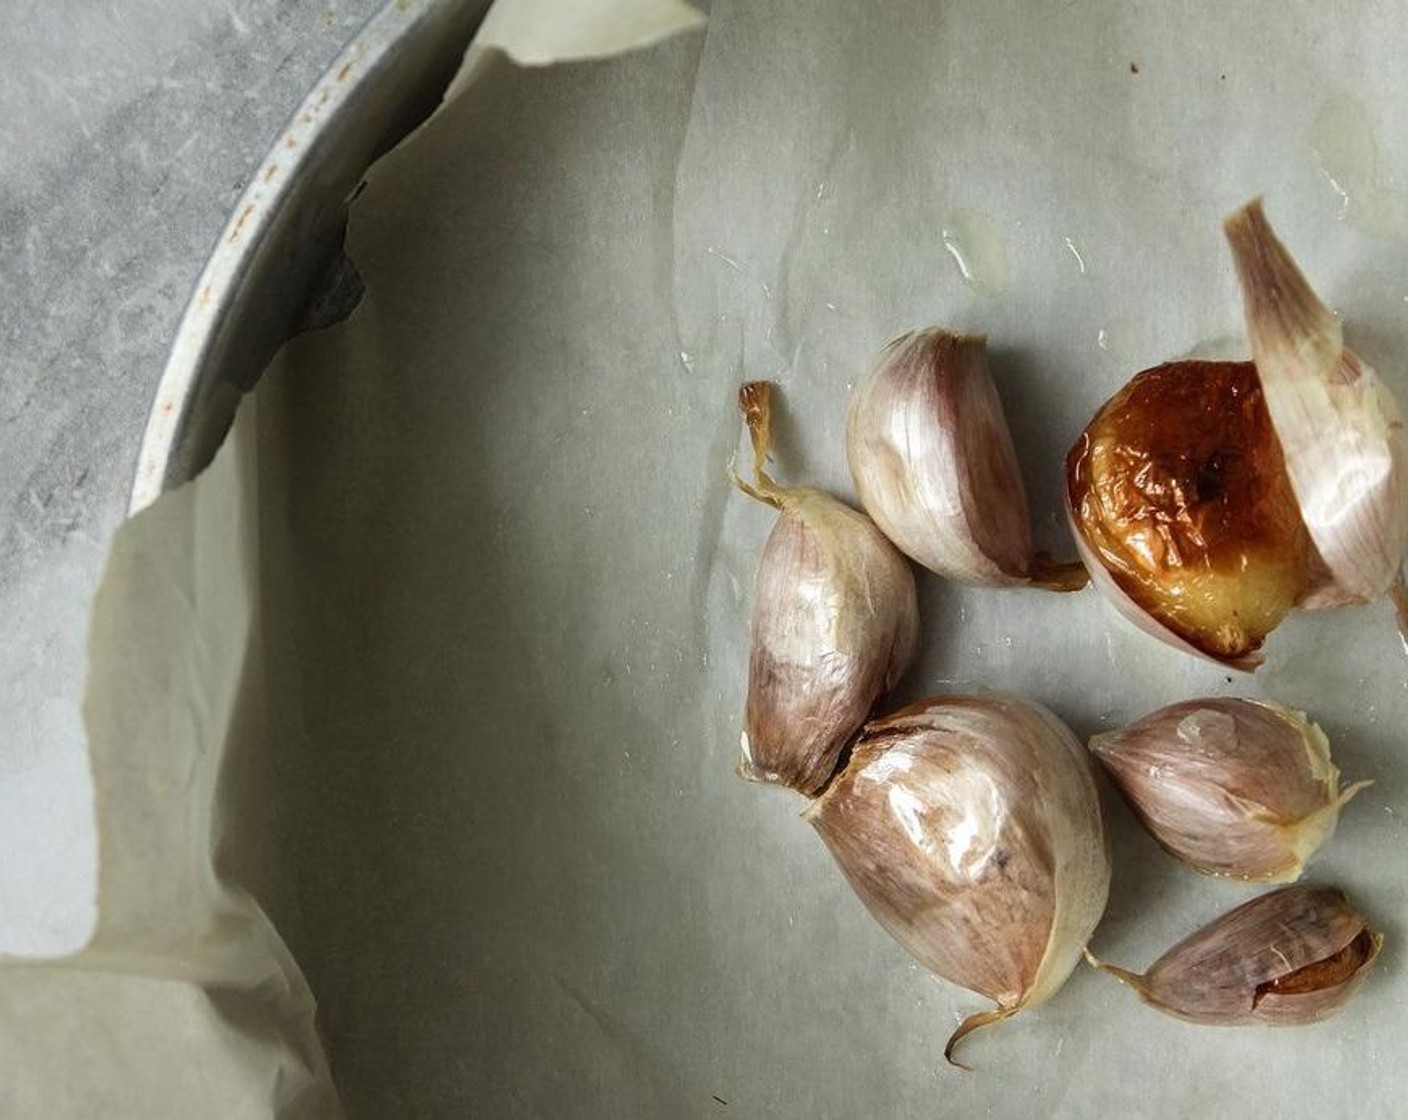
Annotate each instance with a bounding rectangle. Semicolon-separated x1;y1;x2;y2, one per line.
0;2;707;1118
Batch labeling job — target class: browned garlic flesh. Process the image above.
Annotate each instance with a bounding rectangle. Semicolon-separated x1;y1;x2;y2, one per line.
846;329;1086;591
805;693;1110;1064
1066;360;1311;668
1067;200;1408;666
1090;699;1368;882
734;382;919;796
1087;884;1382;1025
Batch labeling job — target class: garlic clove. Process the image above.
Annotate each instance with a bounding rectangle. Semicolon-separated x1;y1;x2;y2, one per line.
1066;360;1312;668
734;382;920;796
1068;202;1408;665
804;693;1110;1064
1089;698;1368;882
1087;884;1382;1026
846;329;1087;591
1225;199;1408;608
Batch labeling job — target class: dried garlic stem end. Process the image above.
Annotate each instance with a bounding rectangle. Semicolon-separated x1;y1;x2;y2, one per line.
805;693;1110;1067
846;328;1087;591
1066;360;1311;668
1081;946;1150;999
731;381;786;508
1089;699;1368;882
733;382;919;797
943;1006;1018;1071
1224;198;1408;608
1086;884;1382;1026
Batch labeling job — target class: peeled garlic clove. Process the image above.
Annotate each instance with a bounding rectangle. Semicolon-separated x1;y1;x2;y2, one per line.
804;693;1110;1063
734;382;919;796
1089;699;1368;882
846;329;1086;591
1066;360;1313;668
1225;199;1408;607
1088;884;1382;1025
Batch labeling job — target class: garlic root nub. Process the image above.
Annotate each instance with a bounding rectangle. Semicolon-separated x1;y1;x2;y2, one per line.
1224;198;1408;606
732;382;919;797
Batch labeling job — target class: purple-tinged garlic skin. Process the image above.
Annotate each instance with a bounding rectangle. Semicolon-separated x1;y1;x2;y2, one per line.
734;381;919;797
1088;884;1382;1026
1090;698;1366;882
742;489;919;795
805;693;1109;1062
846;330;1086;592
1225;198;1408;608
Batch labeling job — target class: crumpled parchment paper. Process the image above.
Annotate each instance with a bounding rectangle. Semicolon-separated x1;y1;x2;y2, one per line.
12;1;1408;1116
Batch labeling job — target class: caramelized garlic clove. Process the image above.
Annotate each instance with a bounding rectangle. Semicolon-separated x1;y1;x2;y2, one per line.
805;693;1110;1064
1225;198;1408;607
735;383;920;796
1087;884;1382;1025
1068;202;1408;665
1089;699;1368;882
846;329;1086;591
1065;360;1311;668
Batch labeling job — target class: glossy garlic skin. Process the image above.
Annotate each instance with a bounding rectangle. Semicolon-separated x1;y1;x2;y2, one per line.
1067;360;1312;666
1225;200;1408;607
1092;884;1381;1025
742;488;919;797
846;330;1033;585
805;694;1110;1046
1090;699;1361;882
735;380;920;797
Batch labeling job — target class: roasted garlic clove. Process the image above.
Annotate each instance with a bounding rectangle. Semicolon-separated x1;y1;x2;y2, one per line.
1066;360;1313;668
1225;199;1408;609
734;382;920;796
847;329;1086;591
1089;698;1367;882
805;693;1110;1064
1087;884;1382;1025
1069;201;1408;666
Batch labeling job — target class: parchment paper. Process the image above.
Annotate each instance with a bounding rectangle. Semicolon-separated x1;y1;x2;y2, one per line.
16;1;1408;1116
0;6;699;1119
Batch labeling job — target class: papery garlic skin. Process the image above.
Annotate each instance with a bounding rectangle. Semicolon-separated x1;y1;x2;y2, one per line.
1088;884;1382;1026
847;330;1083;590
1090;699;1366;882
805;693;1110;1061
1225;199;1408;608
742;490;919;795
735;382;920;796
